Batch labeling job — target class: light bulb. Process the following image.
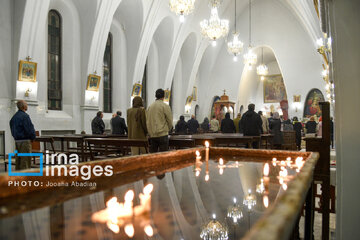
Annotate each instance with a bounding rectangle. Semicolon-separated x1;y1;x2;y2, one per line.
212;40;217;47
179;14;185;23
261;76;265;81
233;56;238;62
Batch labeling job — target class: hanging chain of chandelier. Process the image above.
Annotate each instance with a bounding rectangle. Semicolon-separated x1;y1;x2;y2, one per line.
169;0;269;76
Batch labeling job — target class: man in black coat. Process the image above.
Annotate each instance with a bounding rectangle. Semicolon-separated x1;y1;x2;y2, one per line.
91;111;105;134
111;111;128;135
221;112;236;133
187;115;199;134
240;104;262;148
175;115;188;134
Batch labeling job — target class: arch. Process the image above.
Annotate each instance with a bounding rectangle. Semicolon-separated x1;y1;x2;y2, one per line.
303;88;325;118
103;33;112;113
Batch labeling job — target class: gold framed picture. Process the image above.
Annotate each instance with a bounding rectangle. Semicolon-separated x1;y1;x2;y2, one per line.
293;95;301;102
186;96;193;106
263;74;288;103
18;60;37;82
164;90;171;103
131;83;142;96
86;74;101;91
192;86;197;101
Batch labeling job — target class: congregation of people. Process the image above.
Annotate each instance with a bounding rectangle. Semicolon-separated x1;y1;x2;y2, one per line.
9;91;333;170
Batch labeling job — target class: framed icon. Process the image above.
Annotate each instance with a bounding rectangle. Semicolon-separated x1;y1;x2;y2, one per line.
131;83;142;96
86;74;101;91
186;96;193;106
192;86;197;101
18;60;37;82
164;90;171;103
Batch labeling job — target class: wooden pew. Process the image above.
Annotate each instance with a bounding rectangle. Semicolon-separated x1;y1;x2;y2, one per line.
85;138;149;161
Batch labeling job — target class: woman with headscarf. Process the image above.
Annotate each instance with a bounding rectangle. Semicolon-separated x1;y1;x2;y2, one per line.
269;112;283;149
175;115;188;134
201;117;210;132
293;116;303;150
127;96;148;155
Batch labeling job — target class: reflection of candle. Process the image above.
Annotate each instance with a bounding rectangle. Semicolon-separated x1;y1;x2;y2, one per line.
144;224;154;237
196;150;200;157
219;158;224;165
263;163;269;176
124;224;135;237
272;157;277;166
107;222;120;233
282;183;288;191
263;176;269;192
263;195;269;208
205;173;209;181
139;184;153;212
219;168;224;175
196;170;200;177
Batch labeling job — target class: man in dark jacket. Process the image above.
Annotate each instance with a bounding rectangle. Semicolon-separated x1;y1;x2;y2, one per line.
240;104;262;148
175;115;188;134
9;100;36;170
111;111;128;135
91;111;105;134
221;112;236;133
187;115;199;134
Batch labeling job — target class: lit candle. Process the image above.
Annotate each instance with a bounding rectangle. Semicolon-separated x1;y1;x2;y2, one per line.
272;157;277;166
263;163;270;176
219;158;224;165
263;195;269;208
135;183;153;215
205;141;209;162
144;224;154;237
124;224;135;237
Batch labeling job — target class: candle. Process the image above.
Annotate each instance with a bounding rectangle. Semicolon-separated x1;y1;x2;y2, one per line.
124;224;135;237
263;163;270;176
144;224;154;237
272;157;277;166
219;158;224;165
263;195;269;208
205;141;209;162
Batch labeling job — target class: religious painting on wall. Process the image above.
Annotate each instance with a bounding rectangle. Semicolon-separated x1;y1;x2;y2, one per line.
185;95;193;106
18;60;37;82
210;96;221;119
131;83;142;97
263;74;288;103
164;89;171;103
303;88;325;118
86;74;101;91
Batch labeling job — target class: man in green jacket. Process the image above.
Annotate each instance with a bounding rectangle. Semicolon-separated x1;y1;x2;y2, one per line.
146;89;173;152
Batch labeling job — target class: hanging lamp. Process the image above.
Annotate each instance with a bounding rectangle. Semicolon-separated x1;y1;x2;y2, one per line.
227;0;244;61
243;0;257;69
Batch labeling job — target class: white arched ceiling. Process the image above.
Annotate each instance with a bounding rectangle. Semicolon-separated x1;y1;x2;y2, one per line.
151;16;175;88
147;41;160;106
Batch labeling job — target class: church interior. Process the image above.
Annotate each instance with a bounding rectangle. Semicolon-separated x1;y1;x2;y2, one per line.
0;0;359;239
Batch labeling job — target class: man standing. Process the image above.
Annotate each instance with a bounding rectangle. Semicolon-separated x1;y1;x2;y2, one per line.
210;115;220;132
9;100;36;170
111;111;128;135
187;115;199;134
91;111;105;134
146;89;173;152
240;104;262;148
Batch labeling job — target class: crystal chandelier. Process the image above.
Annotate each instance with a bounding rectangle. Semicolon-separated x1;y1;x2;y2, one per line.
227;198;243;223
257;47;269;76
169;0;196;23
200;214;228;240
200;1;229;47
243;189;257;210
243;0;257;69
227;0;243;62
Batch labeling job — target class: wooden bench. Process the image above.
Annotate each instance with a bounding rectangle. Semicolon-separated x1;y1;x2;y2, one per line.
282;131;297;150
169;139;196;149
85;138;149;161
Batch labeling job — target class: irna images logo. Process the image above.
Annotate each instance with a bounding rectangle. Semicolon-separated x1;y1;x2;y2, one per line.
8;151;113;180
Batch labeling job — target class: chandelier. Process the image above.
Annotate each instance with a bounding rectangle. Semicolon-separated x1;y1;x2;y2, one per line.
200;214;228;240
243;0;257;69
169;0;196;23
227;0;243;61
257;47;269;77
227;198;243;223
243;189;257;210
200;1;229;47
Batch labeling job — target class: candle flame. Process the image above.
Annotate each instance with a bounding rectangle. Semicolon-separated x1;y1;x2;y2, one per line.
272;157;277;162
106;197;118;208
143;183;154;195
263;195;269;208
205;141;210;148
196;170;200;177
219;158;224;165
144;225;154;237
205;174;209;181
196;150;200;157
124;224;135;237
263;163;270;176
124;190;134;202
107;222;120;233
